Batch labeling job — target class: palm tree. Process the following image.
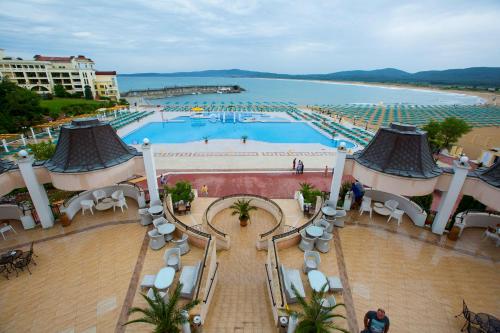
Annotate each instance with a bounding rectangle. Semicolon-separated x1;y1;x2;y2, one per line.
124;283;199;333
286;283;349;333
230;199;258;226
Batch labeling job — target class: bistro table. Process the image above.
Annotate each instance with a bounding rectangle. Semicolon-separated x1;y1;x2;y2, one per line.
154;266;175;290
158;223;176;241
321;206;337;221
307;270;329;292
95;198;114;211
475;313;500;333
306;225;324;238
148;205;164;217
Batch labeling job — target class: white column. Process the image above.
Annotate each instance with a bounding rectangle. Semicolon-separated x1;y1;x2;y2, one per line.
17;151;54;228
30;127;38;143
46;127;52;139
142;138;160;204
329;144;348;207
21;134;27;146
432;158;470;235
2;139;9;153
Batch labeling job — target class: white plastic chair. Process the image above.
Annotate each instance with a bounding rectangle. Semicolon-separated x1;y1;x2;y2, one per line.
93;189;107;203
164;247;181;271
146;287;168;302
113;196;128;212
138;208;153;226
303;250;321;273
148;229;166;250
153;217;168;228
140;274;156;289
172;234;190;255
387;209;404;226
482;229;500;247
385;199;399;211
315;233;333;253
359;197;373;219
0;223;16;240
111;190;124;200
299;230;315;252
319;219;333;233
334;210;347;227
81;200;94;215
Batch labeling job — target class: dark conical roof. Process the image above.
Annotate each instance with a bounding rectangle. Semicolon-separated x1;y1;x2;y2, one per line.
45;118;140;173
476;160;500;188
354;123;442;179
0;159;14;174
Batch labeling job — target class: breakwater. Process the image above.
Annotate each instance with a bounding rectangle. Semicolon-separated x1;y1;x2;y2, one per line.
122;85;245;99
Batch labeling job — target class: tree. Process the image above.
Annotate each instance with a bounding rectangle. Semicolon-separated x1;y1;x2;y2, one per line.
287;284;349;333
27;141;57;160
53;84;68;98
124;284;199;333
0;79;46;133
84;85;93;100
439;117;472;149
422;117;472;151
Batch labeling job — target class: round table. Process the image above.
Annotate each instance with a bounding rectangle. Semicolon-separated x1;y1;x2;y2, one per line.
148;205;164;216
95;198;114;211
306;225;324;238
321;206;337;217
154;267;176;290
307;270;329;292
158;223;176;241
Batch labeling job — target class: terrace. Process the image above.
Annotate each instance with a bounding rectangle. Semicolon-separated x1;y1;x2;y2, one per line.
0;117;499;332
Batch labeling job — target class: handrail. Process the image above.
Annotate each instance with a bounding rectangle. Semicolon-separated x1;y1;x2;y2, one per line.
459;209;500;222
203;193;284;239
203;262;219;303
272;239;285;307
195;237;212;300
117;180;145;194
264;263;276;307
163;195;212;239
62;190;84;208
272;197;323;241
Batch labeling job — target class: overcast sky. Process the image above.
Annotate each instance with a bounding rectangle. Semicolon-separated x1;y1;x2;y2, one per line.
1;0;499;74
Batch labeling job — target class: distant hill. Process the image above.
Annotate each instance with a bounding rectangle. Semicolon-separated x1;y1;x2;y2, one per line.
120;67;500;87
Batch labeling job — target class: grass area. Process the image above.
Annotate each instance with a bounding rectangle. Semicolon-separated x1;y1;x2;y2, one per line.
40;98;107;114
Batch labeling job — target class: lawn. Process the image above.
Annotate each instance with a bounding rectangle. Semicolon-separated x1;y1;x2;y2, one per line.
40;98;107;114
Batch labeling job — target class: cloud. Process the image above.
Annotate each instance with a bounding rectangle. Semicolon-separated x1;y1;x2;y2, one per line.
0;0;499;73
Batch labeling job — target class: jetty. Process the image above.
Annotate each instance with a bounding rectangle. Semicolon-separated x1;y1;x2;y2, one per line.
122;85;245;99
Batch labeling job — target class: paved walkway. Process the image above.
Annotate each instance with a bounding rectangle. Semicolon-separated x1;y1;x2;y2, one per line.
158;172;354;199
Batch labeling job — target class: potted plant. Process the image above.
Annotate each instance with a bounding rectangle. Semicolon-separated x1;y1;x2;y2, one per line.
230;199;257;226
124;283;199;332
165;181;195;204
241;135;248;143
287;284;348;333
203;136;208;144
299;182;322;208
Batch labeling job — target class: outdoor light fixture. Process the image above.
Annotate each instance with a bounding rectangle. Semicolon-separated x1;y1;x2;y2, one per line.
338;141;347;151
18;149;28;158
459;155;469;166
142;138;150;145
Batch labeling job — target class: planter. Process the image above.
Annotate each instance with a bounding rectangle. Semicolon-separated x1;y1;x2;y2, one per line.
239;217;249;227
447;226;460;241
60;212;71;227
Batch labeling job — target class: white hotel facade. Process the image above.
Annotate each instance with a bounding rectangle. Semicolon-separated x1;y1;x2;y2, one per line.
0;49;120;100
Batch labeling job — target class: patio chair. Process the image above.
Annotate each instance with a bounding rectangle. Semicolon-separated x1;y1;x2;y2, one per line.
385;199;399;212
80;200;94;215
138;208;153;226
319;219;333;233
92;189;107;204
387;209;405;226
359;197;373;219
0;223;16;240
303;250;321;273
455;300;480;332
315;233;333;253
299;230;315;252
334;210;347;227
328;276;343;292
146;287;168;302
113;196;128;212
482;228;500;247
111;190;124;200
164;247;181;271
148;229;166;250
0;264;9;280
140;274;156;289
12;251;34;276
172;234;190;255
153;217;168;228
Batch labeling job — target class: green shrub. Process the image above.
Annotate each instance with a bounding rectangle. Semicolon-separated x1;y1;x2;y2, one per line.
165;181;194;203
27;141;56;160
299;182;322;205
411;194;433;214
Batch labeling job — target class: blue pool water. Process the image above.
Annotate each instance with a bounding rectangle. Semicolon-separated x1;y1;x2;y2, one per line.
122;118;356;149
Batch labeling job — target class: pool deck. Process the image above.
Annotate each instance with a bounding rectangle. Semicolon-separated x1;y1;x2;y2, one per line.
117;111;363;171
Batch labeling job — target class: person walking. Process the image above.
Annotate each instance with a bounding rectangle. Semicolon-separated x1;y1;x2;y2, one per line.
200;184;209;197
324;165;328;177
292;158;296;171
362;308;390;333
296;160;302;175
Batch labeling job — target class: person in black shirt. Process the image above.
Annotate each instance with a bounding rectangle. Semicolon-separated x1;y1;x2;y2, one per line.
362;308;390;333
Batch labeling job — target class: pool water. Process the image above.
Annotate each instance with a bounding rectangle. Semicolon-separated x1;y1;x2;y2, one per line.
122;118;356;148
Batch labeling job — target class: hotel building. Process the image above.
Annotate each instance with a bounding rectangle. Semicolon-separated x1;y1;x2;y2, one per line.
0;49;120;100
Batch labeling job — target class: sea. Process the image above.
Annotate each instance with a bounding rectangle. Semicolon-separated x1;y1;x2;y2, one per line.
117;76;483;105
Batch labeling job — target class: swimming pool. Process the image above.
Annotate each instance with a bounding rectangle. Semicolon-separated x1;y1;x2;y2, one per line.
122;117;356;149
